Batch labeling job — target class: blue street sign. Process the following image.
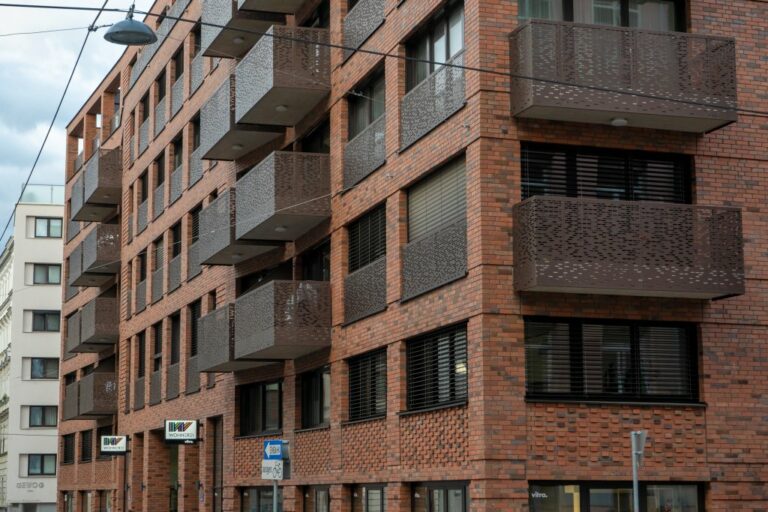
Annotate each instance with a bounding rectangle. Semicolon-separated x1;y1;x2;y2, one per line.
264;440;284;460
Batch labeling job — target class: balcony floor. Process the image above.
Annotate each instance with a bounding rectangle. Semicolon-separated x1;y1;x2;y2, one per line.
201;240;280;265
202;125;283;161
238;87;328;126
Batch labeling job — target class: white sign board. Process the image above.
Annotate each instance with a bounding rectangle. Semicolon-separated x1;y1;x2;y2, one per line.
261;459;284;480
164;420;199;444
100;435;128;454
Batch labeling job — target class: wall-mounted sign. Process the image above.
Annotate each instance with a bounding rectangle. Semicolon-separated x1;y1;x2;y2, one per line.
164;420;198;444
100;435;128;454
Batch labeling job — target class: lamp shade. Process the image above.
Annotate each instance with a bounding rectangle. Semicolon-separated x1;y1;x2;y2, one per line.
103;18;157;46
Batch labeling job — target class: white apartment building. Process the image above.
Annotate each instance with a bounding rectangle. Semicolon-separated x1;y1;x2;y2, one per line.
0;185;64;512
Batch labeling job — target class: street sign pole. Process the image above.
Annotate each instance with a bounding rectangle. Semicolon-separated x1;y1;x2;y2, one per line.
273;478;278;512
631;430;647;512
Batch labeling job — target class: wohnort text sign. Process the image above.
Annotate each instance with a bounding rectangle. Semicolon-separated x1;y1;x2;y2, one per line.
100;435;128;454
164;420;199;444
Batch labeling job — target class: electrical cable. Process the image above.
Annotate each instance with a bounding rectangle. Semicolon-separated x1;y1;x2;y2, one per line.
0;25;109;37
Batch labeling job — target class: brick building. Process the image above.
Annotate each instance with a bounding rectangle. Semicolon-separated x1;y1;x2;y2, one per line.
57;0;767;511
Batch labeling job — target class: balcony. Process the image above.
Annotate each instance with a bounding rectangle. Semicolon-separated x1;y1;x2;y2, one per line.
200;75;283;161
190;146;203;185
198;304;267;372
201;0;284;59
402;220;467;301
238;0;306;13
167;363;180;400
343;0;385;58
136;279;147;313
235;280;331;360
150;370;161;405
235;152;330;241
235;26;330;126
71;147;122;222
344;257;387;323
62;382;79;421
512;196;745;299
198;188;279;265
62;372;118;420
69;224;121;287
344;114;385;188
133;377;145;410
67;293;119;353
509;20;737;133
188;242;202;279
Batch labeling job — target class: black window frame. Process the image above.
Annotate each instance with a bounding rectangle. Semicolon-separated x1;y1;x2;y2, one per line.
27;454;56;476
137;251;148;282
189;300;202;357
352;484;387;512
137;331;147;378
524;317;700;403
34;217;63;238
348;348;387;422
406;324;469;412
96;425;113;459
62;434;75;464
31;311;60;332
412;482;468;512
30;357;59;379
348;204;386;273
152;321;163;372
171;222;182;258
173;48;185;80
301;239;331;282
80;430;93;463
528;481;704;512
32;263;62;285
405;1;465;91
157;70;167;100
28;405;57;427
241;486;283;512
300;366;331;429
348;70;386;141
170;313;181;365
173;137;183;170
518;0;686;31
238;380;283;437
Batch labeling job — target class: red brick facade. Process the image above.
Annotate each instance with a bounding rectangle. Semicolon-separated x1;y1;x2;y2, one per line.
59;0;767;511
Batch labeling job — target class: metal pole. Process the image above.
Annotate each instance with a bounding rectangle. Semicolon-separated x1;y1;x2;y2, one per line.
123;436;129;512
631;432;640;512
273;479;278;512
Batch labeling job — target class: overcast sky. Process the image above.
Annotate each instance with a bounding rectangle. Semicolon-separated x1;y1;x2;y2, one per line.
0;0;153;235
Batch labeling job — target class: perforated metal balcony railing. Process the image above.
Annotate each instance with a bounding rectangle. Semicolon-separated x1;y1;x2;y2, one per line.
191;53;203;94
344;114;386;188
198;304;267;372
343;0;385;59
67;293;119;353
78;372;117;417
170;165;183;204
201;0;284;59
69;224;120;287
344;256;387;324
154;97;166;135
172;75;185;117
512;196;745;299
509;20;737;132
70;147;122;222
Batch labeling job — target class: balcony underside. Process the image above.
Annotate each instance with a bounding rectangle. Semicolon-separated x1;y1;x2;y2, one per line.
201;240;280;266
202;358;273;373
239;0;305;13
239;212;328;241
72;203;117;223
203;13;283;59
71;272;115;288
237;87;328;126
201;124;283;161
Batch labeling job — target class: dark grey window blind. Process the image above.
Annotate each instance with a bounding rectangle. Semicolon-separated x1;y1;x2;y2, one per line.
348;348;387;421
137;331;146;378
62;434;75;464
348;205;386;272
406;324;468;411
80;430;92;462
408;158;466;241
191;206;202;244
521;143;691;203
189;300;201;357
170;313;181;365
524;318;697;402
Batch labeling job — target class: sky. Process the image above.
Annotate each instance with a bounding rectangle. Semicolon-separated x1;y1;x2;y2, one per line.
0;0;153;236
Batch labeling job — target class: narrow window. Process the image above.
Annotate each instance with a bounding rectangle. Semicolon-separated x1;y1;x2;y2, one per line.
348;72;385;140
408;158;466;241
137;331;146;378
189;300;201;357
300;367;330;429
348;205;386;272
155;155;166;187
348;349;387;421
137;251;147;282
406;2;464;91
173;137;183;170
192;116;201;150
406;324;468;411
239;381;282;436
157;70;167;101
171;222;182;258
301;239;331;282
62;434;75;464
80;430;93;462
152;322;163;372
170;313;181;365
173;48;185;80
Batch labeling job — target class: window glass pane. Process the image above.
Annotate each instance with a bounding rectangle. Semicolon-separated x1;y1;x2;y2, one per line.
638;326;692;398
264;382;280;431
371;77;386;121
407;37;430;91
448;7;464;58
645;485;699;512
49;265;61;284
366;489;383;512
589;487;633;512
322;369;331;424
524;321;571;395
629;0;677;31
30;407;43;426
44;407;57;426
431;490;444;512
582;324;633;395
446;489;463;512
47;313;60;332
574;0;621;25
49;219;62;238
34;265;47;284
432;21;447;66
28;455;41;475
316;490;329;512
529;484;580;512
348;95;370;141
43;454;56;474
33;314;45;331
408;158;466;241
35;219;47;237
43;359;58;378
519;0;565;20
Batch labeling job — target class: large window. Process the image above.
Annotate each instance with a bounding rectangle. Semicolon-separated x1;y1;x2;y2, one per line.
241;487;283;512
31;311;60;332
348;204;386;272
529;482;702;512
80;430;93;462
27;454;56;476
239;381;282;436
34;217;62;238
29;406;57;427
348;349;387;421
348;72;385;140
352;485;386;512
300;367;330;429
30;358;58;379
521;143;691;203
413;483;467;512
525;318;698;402
408;157;466;241
406;2;464;91
406;324;468;411
62;434;75;464
33;264;61;284
518;0;684;31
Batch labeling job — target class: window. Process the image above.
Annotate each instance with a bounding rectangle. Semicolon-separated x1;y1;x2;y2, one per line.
29;406;57;427
62;434;75;464
190;206;202;244
173;138;183;170
171;222;182;258
189;300;201;357
348;72;385;140
239;381;282;436
173;48;185;79
170;313;181;365
301;119;330;154
242;487;283;512
413;483;466;512
518;0;684;31
301;0;329;28
352;485;385;512
30;358;58;379
408;157;466;241
300;367;330;429
154;238;164;271
155;155;166;187
96;425;113;459
521;143;691;203
406;324;468;411
33;264;61;284
193;24;202;55
305;487;330;512
141;94;150;122
528;483;702;511
27;454;56;475
152;322;163;372
34;217;62;238
301;239;331;282
406;2;464;91
348;349;386;421
138;251;147;282
157;70;167;101
137;331;146;378
348;204;386;272
80;430;93;462
138;172;149;202
524;318;698;402
32;311;60;332
192;117;201;150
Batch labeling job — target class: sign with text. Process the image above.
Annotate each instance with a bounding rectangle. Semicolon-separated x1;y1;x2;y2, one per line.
164;420;198;444
100;435;128;454
261;459;284;480
263;440;284;460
